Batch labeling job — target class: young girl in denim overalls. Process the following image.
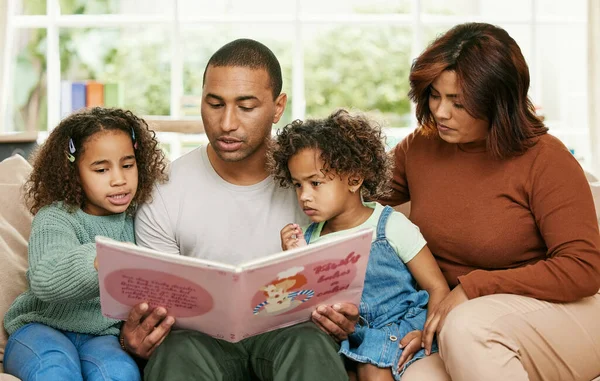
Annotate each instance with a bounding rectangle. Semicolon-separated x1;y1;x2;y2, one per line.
270;109;450;381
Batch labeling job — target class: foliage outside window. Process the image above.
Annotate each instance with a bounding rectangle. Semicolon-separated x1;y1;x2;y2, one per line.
4;0;591;168
9;0;419;132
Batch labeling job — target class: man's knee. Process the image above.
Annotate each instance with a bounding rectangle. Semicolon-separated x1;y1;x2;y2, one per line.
265;323;346;381
146;330;249;381
155;330;218;355
275;322;338;354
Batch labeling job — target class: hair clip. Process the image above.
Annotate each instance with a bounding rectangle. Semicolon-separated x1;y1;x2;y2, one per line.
66;138;76;163
131;127;138;150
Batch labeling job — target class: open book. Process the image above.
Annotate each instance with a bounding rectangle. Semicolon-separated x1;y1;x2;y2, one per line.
96;229;372;342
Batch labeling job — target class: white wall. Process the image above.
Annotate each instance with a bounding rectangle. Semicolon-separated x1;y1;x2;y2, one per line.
0;0;6;100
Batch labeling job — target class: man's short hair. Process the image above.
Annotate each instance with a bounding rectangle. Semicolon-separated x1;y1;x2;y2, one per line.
202;38;283;99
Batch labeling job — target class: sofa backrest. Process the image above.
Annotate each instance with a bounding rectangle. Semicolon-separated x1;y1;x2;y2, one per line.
590;181;600;226
0;155;32;373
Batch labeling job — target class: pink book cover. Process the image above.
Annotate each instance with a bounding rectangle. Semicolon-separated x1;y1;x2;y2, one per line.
96;229;372;343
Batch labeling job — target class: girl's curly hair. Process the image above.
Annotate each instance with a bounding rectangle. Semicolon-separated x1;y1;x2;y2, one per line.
25;107;168;215
269;109;392;200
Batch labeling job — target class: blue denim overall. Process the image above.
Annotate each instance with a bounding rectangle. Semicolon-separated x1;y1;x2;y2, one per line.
305;206;436;380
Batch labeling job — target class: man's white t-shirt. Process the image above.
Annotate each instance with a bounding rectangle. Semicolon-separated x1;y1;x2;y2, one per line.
135;146;308;264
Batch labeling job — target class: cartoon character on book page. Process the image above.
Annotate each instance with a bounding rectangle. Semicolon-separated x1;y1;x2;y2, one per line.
253;267;314;316
250;251;363;318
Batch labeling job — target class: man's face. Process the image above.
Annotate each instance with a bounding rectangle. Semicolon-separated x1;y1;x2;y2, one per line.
201;65;287;163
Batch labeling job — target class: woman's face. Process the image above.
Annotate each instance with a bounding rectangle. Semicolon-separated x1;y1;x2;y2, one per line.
429;70;489;146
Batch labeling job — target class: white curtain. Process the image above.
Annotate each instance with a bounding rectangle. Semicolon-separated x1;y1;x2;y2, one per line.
589;0;600;177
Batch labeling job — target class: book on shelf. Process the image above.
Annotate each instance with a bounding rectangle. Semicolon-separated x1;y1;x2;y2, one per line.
96;229;372;342
86;81;104;107
104;83;124;108
71;82;87;114
61;81;124;119
60;81;72;119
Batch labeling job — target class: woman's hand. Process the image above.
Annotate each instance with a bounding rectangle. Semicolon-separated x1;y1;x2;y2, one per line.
397;330;422;371
422;284;469;355
120;302;175;359
311;303;359;342
280;223;307;251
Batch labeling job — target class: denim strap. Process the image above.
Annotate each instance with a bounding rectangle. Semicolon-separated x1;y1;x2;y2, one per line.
375;206;394;240
304;223;318;244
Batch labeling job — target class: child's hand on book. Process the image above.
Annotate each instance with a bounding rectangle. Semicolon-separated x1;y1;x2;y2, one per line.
397;329;423;371
280;223;308;251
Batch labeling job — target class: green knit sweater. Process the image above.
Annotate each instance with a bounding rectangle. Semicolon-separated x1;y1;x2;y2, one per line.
3;202;134;336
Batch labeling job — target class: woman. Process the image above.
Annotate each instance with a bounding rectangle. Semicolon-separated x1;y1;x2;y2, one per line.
385;23;600;381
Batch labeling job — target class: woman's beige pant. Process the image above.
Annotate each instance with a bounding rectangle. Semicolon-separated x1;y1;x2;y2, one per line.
402;292;600;381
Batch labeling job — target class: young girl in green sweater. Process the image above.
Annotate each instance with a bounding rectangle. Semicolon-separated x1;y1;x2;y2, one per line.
3;107;167;381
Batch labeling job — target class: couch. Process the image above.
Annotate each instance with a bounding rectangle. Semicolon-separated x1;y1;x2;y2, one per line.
1;153;600;380
0;155;33;381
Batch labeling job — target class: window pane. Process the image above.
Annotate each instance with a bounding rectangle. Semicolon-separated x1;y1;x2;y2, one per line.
181;24;294;127
16;0;46;15
536;0;586;19
59;0;170;15
423;0;531;20
422;0;479;15
479;0;531;20
535;24;587;125
499;24;532;70
304;25;413;127
11;28;47;131
301;0;411;14
422;25;451;48
59;27;170;116
179;0;296;17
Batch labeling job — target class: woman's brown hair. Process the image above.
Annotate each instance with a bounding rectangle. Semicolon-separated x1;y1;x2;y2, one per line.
25;107;168;215
409;22;547;158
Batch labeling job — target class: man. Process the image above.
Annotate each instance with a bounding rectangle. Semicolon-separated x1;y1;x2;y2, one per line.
120;39;357;380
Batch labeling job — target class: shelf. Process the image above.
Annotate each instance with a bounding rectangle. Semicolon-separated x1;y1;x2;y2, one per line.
0;131;39;143
145;118;204;134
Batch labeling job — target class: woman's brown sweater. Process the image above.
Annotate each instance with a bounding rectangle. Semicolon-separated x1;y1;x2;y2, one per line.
385;131;600;302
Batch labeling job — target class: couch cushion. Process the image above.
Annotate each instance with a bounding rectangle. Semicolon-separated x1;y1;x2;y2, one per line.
0;155;32;373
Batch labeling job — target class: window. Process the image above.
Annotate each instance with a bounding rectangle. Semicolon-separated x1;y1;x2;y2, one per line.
1;0;592;168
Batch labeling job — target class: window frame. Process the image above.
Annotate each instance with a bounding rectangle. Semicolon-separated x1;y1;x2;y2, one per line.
0;0;589;140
